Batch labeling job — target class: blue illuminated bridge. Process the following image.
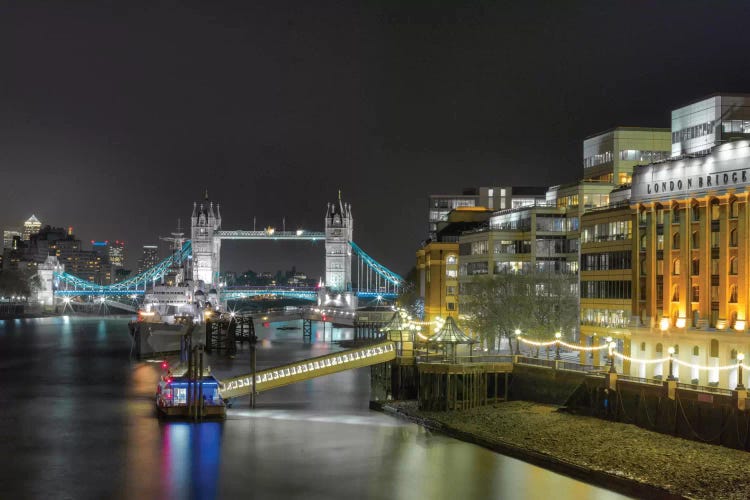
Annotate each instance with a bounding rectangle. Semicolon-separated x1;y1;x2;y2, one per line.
53;240;404;301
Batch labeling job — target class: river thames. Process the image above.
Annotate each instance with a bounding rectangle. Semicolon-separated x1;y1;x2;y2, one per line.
0;316;629;499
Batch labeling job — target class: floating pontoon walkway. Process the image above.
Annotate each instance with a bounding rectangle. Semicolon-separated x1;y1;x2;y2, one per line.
219;340;396;399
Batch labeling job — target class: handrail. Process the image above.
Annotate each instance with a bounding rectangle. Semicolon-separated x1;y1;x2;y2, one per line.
618;374;663;386
677;382;734;396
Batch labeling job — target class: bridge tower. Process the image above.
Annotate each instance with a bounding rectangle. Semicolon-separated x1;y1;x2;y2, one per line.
320;193;356;309
191;192;222;287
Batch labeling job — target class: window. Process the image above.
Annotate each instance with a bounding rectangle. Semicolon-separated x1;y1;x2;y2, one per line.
466;262;488;275
711;232;720;248
494;261;531;274
580;280;632;299
673;259;680;275
672;285;680;302
446;286;456;296
692;286;700;303
446;302;456;311
710;339;719;358
446;255;457;265
470;240;488;255
583;150;613;168
711;201;720;221
446;269;457;278
656;207;665;225
657;234;664;250
691;205;700;222
730;200;739;218
730;257;738;275
672;233;680;249
619;149;670;162
581;220;632;243
692;258;699;275
730;285;738;303
693;346;700;356
580;251;631;271
730;229;738;247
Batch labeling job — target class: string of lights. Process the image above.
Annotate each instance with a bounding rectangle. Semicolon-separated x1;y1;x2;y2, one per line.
673;358;741;371
557;340;609;351
518;337;608;350
518;338;557;347
614;352;672;364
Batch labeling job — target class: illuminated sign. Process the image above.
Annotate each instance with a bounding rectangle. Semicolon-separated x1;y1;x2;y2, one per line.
631;141;750;203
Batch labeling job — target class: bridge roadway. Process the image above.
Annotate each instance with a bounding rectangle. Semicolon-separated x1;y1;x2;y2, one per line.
219;340;396;399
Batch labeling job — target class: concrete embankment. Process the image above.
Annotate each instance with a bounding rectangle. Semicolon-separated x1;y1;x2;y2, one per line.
371;400;750;500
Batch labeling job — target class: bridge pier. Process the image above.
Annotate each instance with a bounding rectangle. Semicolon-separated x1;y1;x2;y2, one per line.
302;319;312;343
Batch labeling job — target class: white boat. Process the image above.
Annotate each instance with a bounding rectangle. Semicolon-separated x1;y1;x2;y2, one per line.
129;284;219;359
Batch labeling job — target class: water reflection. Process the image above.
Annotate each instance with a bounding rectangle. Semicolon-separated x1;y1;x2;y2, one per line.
0;316;630;500
161;423;222;500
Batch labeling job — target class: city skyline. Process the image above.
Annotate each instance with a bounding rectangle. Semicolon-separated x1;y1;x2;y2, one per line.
5;3;750;276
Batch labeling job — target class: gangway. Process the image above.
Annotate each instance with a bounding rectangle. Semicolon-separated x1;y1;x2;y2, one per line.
219;340;396;399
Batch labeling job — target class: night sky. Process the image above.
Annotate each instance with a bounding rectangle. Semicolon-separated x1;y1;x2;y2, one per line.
3;1;750;278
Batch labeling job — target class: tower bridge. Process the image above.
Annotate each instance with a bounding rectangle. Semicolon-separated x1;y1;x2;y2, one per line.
44;194;405;308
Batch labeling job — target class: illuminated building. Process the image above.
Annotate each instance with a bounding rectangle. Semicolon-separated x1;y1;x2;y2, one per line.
458;202;579;283
626;139;750;384
3;230;22;249
583;127;671;185
428;186;546;239
22;215;42;241
578;187;634;369
417;208;492;323
109;240;125;268
137;245;159;274
671;94;750;156
91;241;114;284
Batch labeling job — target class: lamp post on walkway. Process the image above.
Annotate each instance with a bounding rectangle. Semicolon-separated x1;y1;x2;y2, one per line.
608;341;617;374
667;346;676;381
554;331;562;360
514;329;521;355
737;353;745;390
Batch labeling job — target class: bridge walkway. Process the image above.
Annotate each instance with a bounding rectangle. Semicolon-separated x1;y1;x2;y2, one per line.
219;340;395;399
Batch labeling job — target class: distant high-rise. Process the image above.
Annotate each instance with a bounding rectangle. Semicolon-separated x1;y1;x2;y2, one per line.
3;230;22;249
109;240;125;268
22;215;42;240
137;245;159;274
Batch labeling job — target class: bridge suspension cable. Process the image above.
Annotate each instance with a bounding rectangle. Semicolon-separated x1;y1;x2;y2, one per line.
54;241;193;296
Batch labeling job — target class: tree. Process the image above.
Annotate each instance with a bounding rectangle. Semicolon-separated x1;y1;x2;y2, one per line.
461;270;578;351
396;266;420;315
460;273;531;350
0;269;32;298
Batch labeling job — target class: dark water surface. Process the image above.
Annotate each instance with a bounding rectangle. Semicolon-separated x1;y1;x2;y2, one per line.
0;316;629;499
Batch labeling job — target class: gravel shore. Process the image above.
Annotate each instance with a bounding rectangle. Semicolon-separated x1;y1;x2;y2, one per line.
382;400;750;500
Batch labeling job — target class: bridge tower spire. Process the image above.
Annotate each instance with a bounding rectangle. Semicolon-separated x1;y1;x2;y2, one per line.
320;193;357;310
191;192;222;286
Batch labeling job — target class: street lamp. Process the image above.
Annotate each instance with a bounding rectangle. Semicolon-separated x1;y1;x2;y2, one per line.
667;346;676;381
514;329;521;355
737;353;745;390
608;341;617;374
555;331;562;360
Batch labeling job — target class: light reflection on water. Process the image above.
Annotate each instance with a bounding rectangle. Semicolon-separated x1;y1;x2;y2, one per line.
0;316;630;500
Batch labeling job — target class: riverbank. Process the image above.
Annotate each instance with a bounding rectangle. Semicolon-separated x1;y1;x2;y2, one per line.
372;400;750;500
